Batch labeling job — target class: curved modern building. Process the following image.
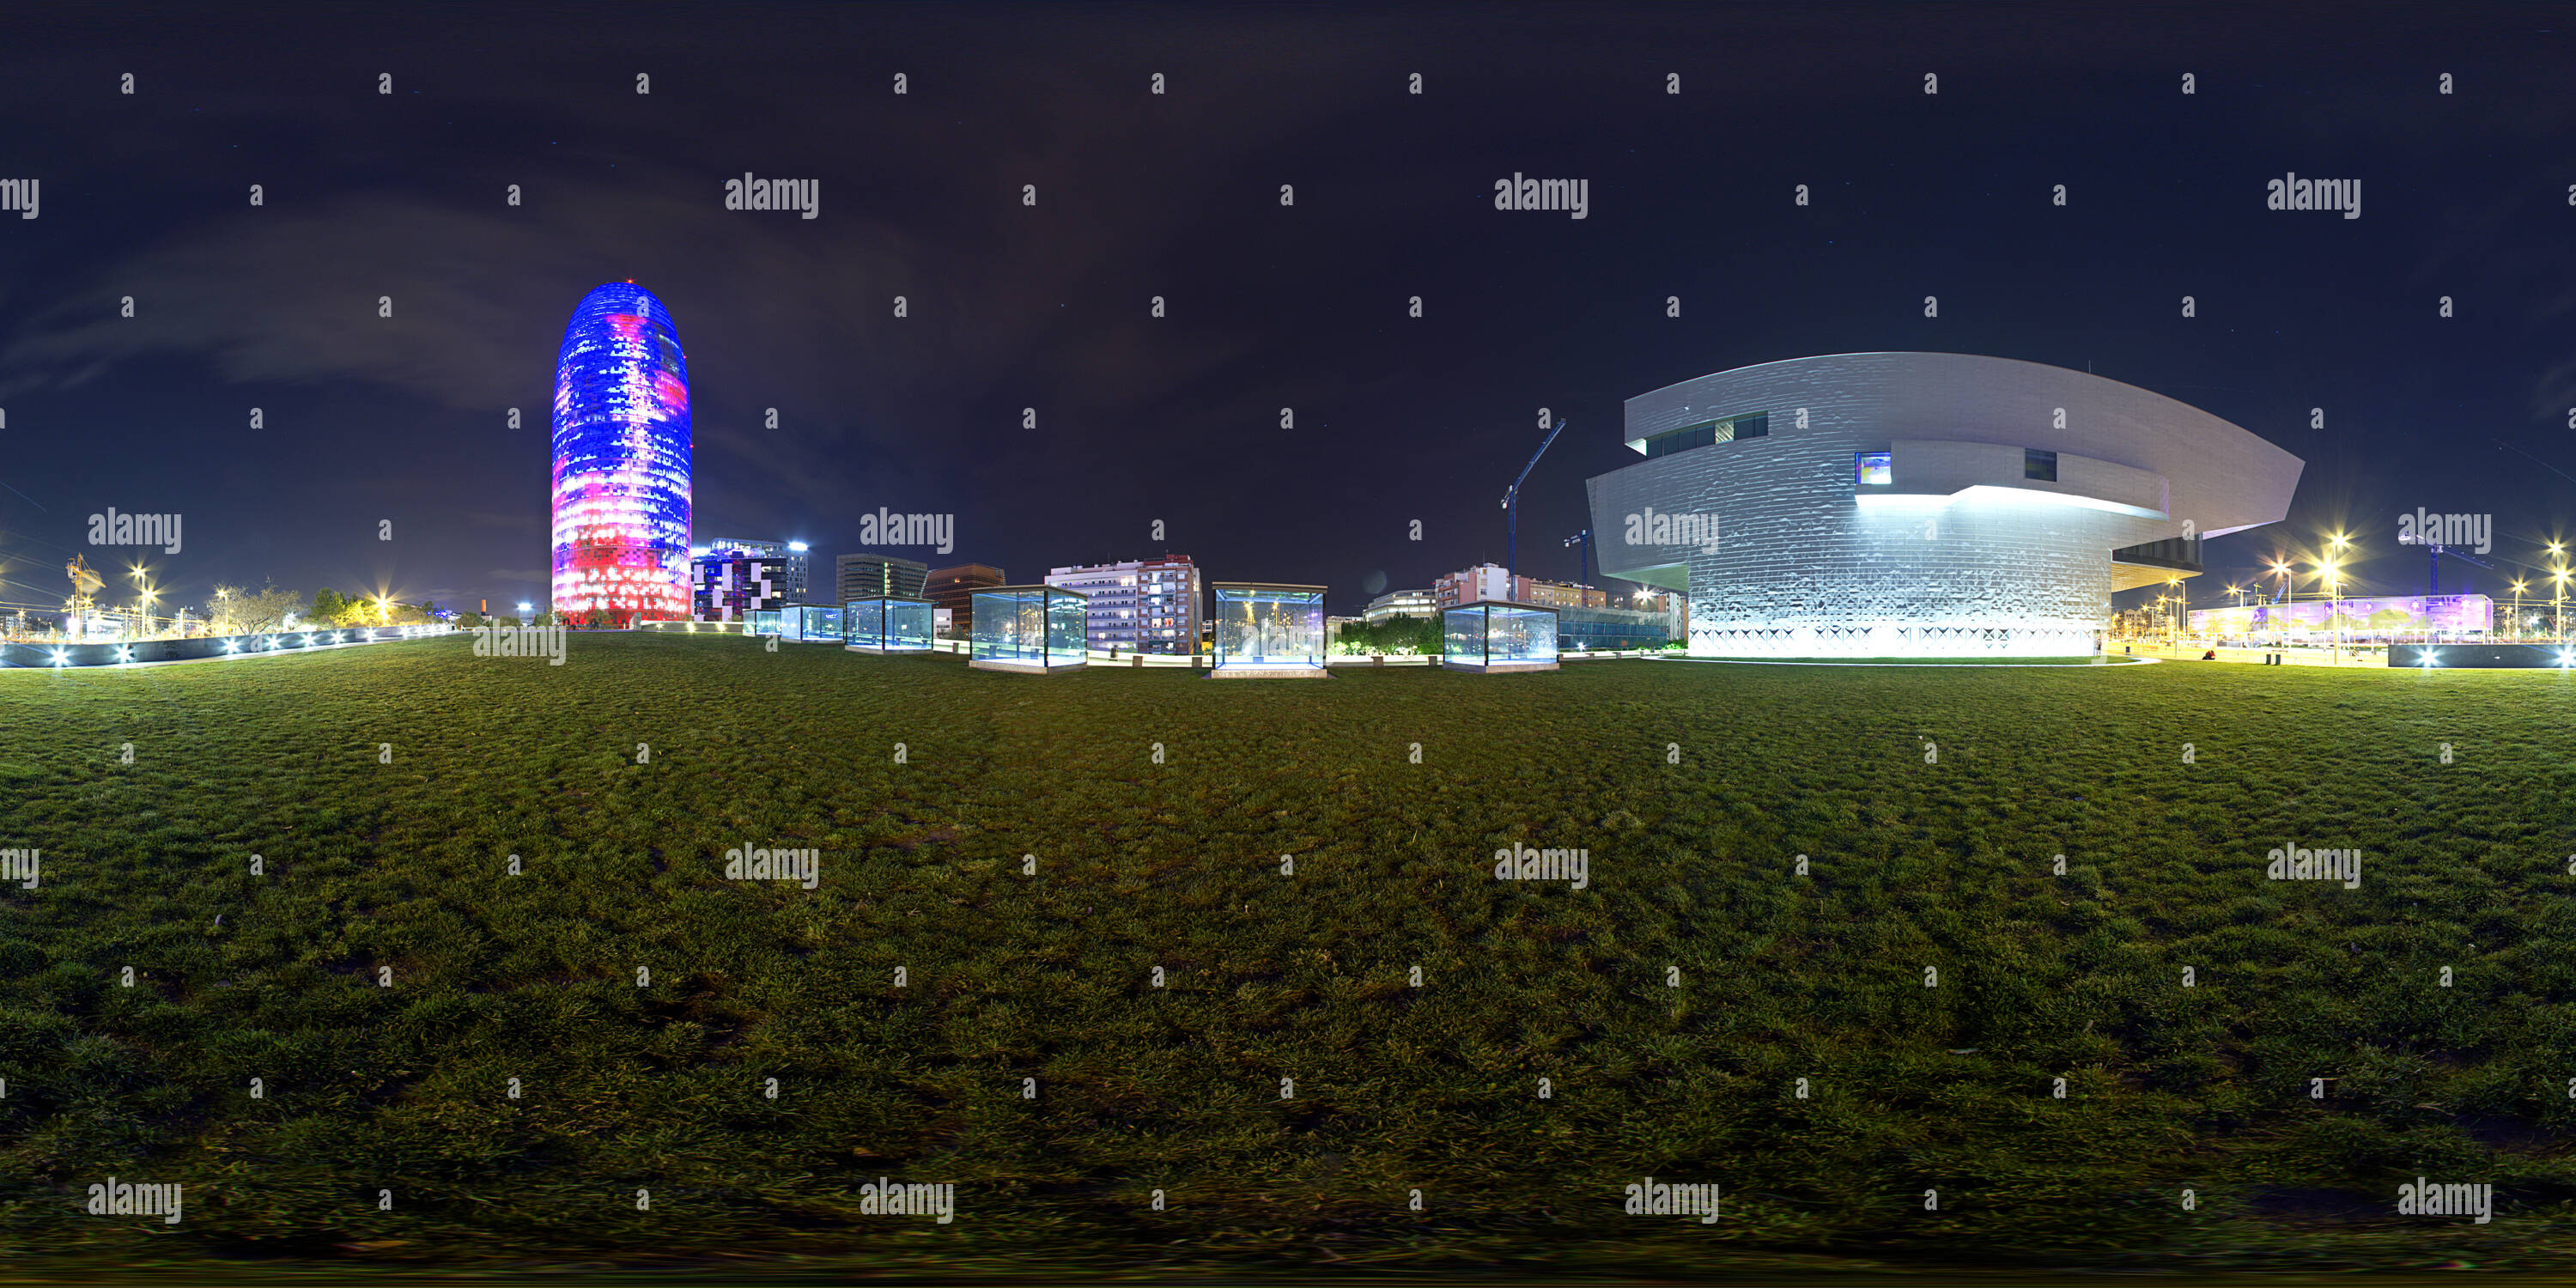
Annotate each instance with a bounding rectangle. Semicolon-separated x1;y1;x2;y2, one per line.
550;283;693;622
1586;353;2304;657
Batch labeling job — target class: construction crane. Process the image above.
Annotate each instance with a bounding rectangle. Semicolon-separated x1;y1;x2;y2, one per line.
1564;529;1593;594
1501;417;1567;578
2424;542;2492;597
65;554;102;639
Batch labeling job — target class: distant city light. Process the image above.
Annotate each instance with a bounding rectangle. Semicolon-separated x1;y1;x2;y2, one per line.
787;541;809;552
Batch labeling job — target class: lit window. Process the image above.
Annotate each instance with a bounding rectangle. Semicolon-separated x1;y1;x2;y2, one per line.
2025;448;2057;482
1856;452;1893;486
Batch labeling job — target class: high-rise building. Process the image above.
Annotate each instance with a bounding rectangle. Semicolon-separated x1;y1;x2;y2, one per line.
837;553;928;603
551;282;693;622
1046;556;1204;653
703;537;808;604
925;563;1006;637
690;550;793;621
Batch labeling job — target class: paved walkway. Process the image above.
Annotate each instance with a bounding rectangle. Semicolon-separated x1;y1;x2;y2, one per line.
2118;642;2388;666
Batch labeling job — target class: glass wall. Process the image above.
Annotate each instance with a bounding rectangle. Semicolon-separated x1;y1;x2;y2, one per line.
1046;591;1084;662
798;605;841;641
889;598;935;650
1445;603;1558;666
971;590;1034;662
1213;586;1325;668
1443;606;1484;660
846;597;935;650
972;587;1087;667
749;609;783;636
1489;605;1557;662
845;598;884;647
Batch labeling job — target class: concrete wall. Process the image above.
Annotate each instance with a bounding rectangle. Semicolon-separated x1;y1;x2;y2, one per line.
0;628;447;669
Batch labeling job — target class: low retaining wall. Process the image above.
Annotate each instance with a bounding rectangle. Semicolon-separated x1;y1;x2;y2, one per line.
2387;642;2573;669
0;626;449;669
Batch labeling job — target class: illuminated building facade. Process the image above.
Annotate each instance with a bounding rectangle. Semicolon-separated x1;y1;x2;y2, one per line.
1587;353;2305;657
1045;556;1204;654
706;537;809;604
690;549;793;622
1362;588;1437;625
838;552;929;603
550;283;693;623
2189;593;2494;641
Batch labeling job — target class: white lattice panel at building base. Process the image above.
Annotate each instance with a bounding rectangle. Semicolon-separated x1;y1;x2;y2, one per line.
1691;622;2098;657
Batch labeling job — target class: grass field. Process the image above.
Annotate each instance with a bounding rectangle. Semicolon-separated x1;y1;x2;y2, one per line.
3;631;2573;1277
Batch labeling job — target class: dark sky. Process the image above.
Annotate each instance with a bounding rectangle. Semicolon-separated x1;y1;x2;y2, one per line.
3;1;2573;618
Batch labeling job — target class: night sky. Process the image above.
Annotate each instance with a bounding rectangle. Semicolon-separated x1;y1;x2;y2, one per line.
3;1;2572;619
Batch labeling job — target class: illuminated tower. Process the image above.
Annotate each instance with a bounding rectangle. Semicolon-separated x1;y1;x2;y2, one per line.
550;282;693;623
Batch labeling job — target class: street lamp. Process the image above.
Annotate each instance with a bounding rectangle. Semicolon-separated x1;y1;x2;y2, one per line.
2510;580;2527;642
2555;566;2570;646
2318;556;2342;665
2268;559;2293;651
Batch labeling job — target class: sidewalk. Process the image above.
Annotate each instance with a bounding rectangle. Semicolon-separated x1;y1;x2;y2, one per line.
2117;642;2385;666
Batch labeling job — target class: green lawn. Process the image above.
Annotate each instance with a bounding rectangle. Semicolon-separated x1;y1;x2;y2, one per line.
2;632;2573;1276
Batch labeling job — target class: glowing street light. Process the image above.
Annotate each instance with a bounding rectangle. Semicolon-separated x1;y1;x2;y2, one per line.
2511;580;2528;641
2318;556;2342;665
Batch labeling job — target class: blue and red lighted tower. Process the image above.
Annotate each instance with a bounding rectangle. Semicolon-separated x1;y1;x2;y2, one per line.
550;282;693;623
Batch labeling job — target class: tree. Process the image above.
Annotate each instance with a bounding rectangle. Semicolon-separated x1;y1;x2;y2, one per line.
230;583;304;633
206;584;249;635
1331;615;1444;656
